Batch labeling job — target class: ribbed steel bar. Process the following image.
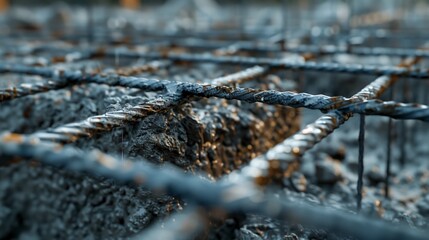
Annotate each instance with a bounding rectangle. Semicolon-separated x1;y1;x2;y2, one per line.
0;61;171;103
339;100;429;122
132;208;207;240
357;114;366;210
171;39;429;58
25;66;268;143
4;43;429;77
95;50;429;78
0;80;68;103
30;93;185;142
0;133;427;240
6;46;426;78
211;65;267;85
0;63;350;110
2;64;429;121
236;57;420;184
0;63;169;92
385;87;395;199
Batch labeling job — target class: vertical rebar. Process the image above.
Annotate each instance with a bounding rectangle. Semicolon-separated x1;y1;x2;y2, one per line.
385;88;395;198
357;114;366;211
399;77;409;166
412;78;419;143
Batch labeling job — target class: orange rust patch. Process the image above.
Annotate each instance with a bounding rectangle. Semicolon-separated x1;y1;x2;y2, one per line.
51;56;66;63
96;152;117;169
302;53;316;61
0;0;9;12
92;47;106;58
254;175;270;186
284;161;299;178
120;0;140;9
2;133;24;143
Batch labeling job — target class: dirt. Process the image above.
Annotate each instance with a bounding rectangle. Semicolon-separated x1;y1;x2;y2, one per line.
0;60;299;239
2;3;429;240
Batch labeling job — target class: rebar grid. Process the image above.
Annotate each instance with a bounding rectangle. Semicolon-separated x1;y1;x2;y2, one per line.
2;2;429;240
5;46;429;78
2;63;429;122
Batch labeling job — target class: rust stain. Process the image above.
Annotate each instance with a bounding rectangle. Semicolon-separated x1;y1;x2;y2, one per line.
51;56;66;63
120;0;140;9
1;133;24;143
95;152;117;169
283;161;299;178
0;0;8;12
92;47;106;58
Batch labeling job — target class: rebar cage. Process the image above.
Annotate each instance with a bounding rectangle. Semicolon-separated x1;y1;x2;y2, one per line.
1;0;429;239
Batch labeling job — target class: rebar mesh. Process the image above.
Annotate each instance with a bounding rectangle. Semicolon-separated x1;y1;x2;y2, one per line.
1;1;429;239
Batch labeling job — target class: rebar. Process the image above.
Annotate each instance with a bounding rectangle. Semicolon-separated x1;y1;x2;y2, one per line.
25;65;268;143
0;80;68;102
0;133;427;240
3;63;429;124
235;57;420;185
1;3;429;239
357;114;365;210
171;39;429;58
339;100;429;122
94;50;429;78
30;93;186;142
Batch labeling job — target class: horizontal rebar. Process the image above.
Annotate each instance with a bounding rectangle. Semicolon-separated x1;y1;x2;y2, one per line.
172;39;429;58
88;50;428;78
0;81;68;103
2;63;428;122
339;100;429;121
0;133;427;240
30;93;186;142
4;44;429;78
0;63;348;110
24;66;267;143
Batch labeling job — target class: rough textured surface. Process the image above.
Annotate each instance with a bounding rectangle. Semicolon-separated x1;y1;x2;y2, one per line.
2;2;429;240
0;62;299;239
0;162;176;239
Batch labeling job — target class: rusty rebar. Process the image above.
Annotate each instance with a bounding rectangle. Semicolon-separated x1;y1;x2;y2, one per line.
0;80;68;103
235;57;420;185
339;100;429;122
95;50;429;78
0;133;427;240
26;66;268;143
357;114;366;210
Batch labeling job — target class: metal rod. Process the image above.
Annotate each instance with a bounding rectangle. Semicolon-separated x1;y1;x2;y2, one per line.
0;81;69;103
88;50;428;78
357;114;365;210
235;57;421;185
26;66;268;143
11;39;429;58
3;64;429;121
0;133;428;240
385;87;395;198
